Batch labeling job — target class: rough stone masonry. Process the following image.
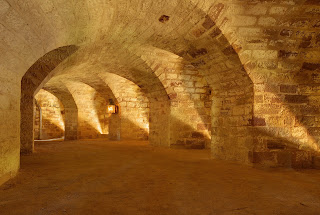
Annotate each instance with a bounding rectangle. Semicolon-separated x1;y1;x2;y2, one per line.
0;0;320;186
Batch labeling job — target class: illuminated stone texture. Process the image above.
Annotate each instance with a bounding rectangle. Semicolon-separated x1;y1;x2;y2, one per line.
34;89;65;140
0;0;320;186
101;73;150;140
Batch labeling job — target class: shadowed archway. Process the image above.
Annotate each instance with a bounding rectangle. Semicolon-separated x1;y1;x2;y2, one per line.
20;46;79;154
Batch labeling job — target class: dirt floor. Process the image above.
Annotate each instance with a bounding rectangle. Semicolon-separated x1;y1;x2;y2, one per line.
1;140;320;215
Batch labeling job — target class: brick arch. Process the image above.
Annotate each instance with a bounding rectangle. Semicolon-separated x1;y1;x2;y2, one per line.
176;16;254;163
99;72;150;141
80;78;121;140
4;0;320;187
61;80;111;139
40;39;252;155
132;8;255;162
43;44;171;146
191;0;320;166
43;84;78;141
34;89;65;140
20;45;79;154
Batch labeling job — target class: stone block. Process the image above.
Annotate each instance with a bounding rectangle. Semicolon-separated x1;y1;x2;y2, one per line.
280;85;297;94
258;17;277;26
278;50;299;59
284;95;308;103
232;16;257;26
208;3;224;21
291;151;313;169
252;50;278;59
269;6;288;15
251;117;266;126
202;15;215;30
252;152;277;166
267;140;286;150
313;156;320;169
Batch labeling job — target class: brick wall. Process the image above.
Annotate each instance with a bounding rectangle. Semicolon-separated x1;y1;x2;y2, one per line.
67;81;107;139
2;0;320;187
34;89;65;140
203;0;320;167
101;73;150;140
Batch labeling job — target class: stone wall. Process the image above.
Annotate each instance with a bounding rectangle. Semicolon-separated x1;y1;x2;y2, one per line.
43;85;78;141
101;73;150;141
66;79;150;140
205;0;320;167
140;49;212;149
34;89;65;140
0;72;20;187
34;102;40;140
1;0;320;187
67;81;107;139
20;46;78;154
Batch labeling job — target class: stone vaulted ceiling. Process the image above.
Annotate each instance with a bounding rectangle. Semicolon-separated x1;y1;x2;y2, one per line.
1;0;320;186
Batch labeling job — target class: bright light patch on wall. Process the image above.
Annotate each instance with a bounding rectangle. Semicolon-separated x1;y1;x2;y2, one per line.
140;46;212;140
100;72;150;136
257;93;320;153
35;89;65;131
66;81;104;135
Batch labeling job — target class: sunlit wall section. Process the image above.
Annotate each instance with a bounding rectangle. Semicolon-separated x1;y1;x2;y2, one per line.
34;89;65;140
101;73;149;140
66;81;107;139
137;47;212;149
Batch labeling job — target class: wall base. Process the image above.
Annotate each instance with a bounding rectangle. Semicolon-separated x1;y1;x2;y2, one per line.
0;171;18;187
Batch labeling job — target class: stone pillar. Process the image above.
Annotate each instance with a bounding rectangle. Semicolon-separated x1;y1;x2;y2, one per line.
64;108;78;140
149;100;170;147
109;113;121;140
20;93;34;154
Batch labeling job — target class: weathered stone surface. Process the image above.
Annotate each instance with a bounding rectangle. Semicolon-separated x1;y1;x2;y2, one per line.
313;156;320;169
267;140;286;150
285;95;308;103
251;117;266;126
34;90;65;140
2;0;320;187
291;151;314;169
302;63;320;71
280;85;297;94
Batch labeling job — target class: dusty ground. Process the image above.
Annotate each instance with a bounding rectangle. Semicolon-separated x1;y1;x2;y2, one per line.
1;140;320;215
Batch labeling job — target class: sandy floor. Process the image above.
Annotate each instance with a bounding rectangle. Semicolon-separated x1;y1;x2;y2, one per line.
0;140;320;215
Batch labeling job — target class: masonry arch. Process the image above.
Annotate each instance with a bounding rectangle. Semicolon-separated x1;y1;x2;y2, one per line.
20;45;79;154
184;0;320;165
99;72;150;141
2;0;320;188
34;89;65;140
123;40;253;161
43;84;78;141
38;43;171;146
41;44;212;149
80;78;121;140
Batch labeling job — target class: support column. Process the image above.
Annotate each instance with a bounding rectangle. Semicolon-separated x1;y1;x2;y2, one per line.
64;108;78;140
20;93;34;154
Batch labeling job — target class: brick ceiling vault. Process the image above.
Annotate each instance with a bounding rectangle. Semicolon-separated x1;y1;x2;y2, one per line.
10;0;317;102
